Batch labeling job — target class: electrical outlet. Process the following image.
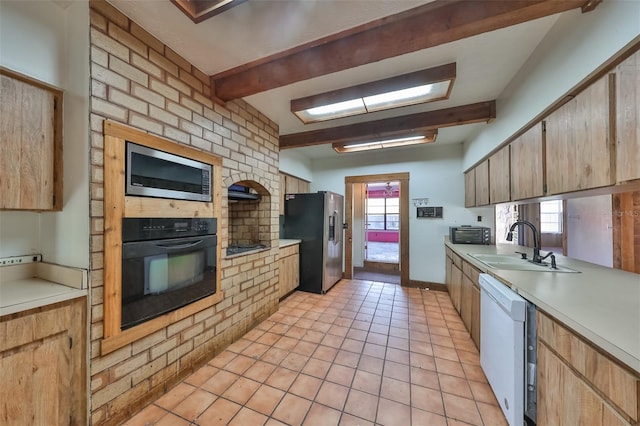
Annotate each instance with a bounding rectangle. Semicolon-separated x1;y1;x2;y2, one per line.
477;215;482;222
0;254;42;266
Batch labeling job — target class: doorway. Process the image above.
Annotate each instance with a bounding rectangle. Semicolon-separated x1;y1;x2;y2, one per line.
344;173;409;285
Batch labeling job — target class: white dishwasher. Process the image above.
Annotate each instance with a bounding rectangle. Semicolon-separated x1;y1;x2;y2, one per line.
480;274;536;426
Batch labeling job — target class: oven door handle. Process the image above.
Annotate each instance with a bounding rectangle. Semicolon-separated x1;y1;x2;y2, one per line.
154;240;204;250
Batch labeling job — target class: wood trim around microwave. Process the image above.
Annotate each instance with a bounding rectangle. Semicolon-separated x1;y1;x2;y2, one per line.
101;120;223;355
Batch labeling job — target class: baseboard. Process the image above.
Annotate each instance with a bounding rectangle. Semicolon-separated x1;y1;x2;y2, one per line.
406;280;447;292
362;260;400;273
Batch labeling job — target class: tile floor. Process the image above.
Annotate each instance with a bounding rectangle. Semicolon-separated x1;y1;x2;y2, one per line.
366;242;399;263
124;279;507;426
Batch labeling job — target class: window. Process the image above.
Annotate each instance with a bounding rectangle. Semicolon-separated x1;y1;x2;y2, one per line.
540;200;563;233
366;197;399;230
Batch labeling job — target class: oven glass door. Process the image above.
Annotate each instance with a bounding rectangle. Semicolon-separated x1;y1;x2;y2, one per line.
121;235;216;330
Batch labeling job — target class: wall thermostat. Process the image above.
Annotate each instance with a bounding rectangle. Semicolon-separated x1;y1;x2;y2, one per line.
417;206;443;218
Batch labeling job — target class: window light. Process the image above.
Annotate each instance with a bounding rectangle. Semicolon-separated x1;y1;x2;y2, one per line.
292;63;456;124
333;132;437;153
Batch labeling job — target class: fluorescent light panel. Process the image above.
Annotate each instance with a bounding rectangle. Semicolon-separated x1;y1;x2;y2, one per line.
333;132;437;153
292;63;456;124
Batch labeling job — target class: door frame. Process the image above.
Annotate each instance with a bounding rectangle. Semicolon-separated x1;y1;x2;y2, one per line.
344;172;410;285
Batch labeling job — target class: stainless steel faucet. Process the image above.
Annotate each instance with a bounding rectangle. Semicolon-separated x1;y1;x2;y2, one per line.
506;220;542;263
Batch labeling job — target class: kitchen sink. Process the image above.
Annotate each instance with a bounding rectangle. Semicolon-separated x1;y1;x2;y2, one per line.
467;253;580;273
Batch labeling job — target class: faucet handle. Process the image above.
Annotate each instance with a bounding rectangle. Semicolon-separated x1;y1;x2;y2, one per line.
515;251;528;260
550;254;557;269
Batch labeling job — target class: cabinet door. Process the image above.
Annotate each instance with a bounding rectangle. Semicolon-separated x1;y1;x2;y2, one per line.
450;263;463;313
537;344;630;426
489;145;510;204
470;284;480;350
0;298;86;425
545;74;615;194
464;170;476;207
0;72;61;210
475;160;490;206
0;331;71;425
278;248;300;297
460;273;473;331
511;123;545;200
616;49;640;183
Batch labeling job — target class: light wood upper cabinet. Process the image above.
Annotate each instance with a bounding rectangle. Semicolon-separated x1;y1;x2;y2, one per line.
510;123;545;200
545;74;615;195
615;49;640;183
464;169;476;207
475;160;490;206
0;69;62;211
280;172;311;214
489;145;510;203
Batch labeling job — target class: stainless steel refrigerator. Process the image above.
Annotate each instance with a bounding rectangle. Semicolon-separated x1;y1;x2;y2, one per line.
283;191;343;294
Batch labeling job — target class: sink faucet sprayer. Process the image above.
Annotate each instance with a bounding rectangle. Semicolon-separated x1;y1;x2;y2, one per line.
506;220;555;267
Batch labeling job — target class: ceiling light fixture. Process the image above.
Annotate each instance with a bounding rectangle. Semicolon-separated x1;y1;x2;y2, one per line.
171;0;248;23
333;131;437;153
292;63;456;124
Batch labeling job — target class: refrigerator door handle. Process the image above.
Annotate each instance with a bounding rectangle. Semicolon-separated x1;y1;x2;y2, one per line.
328;213;335;241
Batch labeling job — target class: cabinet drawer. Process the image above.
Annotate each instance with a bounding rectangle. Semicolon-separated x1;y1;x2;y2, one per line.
451;252;462;269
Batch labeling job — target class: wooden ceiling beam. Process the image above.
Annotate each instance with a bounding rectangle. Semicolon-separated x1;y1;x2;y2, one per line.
212;0;597;101
279;100;497;149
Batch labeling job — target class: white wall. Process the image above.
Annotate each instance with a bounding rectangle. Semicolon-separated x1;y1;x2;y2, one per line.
279;149;313;182
311;144;493;284
566;195;613;267
0;0;90;268
464;1;640;168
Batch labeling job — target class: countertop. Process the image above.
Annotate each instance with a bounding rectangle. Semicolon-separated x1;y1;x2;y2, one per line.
445;240;640;374
279;239;301;248
0;262;87;316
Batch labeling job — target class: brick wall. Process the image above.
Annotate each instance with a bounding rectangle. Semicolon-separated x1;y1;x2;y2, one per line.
88;1;281;424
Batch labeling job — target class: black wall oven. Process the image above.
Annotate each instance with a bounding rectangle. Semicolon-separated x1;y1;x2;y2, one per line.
121;217;217;330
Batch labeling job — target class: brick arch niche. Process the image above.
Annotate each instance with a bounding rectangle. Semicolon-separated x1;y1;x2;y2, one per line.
225;176;273;251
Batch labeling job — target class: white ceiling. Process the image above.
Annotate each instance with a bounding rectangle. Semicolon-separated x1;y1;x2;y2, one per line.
107;0;561;160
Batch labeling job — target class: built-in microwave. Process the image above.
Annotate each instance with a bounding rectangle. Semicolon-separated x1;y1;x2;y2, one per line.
126;142;212;202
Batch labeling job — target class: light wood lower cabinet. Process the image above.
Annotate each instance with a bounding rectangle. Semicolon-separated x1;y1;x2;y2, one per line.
460;273;473;331
0;297;87;425
445;248;481;350
470;284;480;350
537;311;639;426
449;256;463;313
278;244;300;298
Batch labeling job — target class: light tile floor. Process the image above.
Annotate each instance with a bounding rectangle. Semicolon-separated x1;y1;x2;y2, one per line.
124;279;507;426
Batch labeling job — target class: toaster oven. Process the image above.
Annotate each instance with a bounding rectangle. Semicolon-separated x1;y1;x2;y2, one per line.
450;226;491;245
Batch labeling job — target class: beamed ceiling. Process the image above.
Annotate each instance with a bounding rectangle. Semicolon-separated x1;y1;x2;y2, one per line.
107;0;600;159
